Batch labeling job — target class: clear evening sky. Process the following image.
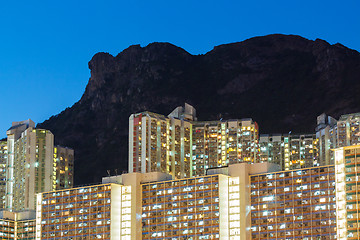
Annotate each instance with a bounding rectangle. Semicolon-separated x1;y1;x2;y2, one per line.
0;0;359;138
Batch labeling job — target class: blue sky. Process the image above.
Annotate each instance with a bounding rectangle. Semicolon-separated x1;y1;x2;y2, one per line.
0;0;359;138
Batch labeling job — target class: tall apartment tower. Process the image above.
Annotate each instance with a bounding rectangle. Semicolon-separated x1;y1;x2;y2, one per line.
334;145;360;239
288;134;319;169
129;104;259;178
337;112;360;147
53;146;74;190
6;120;53;211
0;141;7;209
192;118;259;176
315;112;360;167
259;134;285;168
5;119;73;212
129;104;195;179
315;113;338;166
259;134;318;170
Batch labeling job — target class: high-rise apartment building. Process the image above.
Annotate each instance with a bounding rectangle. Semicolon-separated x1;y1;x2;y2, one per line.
259;134;318;170
4;120;73;212
258;112;360;171
288;134;319;169
316;113;338;166
192;119;259;176
0;141;7;209
259;134;284;167
129;109;193;179
315;112;360;168
337;112;360;147
5;119;52;211
129;104;259;178
334;145;360;240
52;146;74;190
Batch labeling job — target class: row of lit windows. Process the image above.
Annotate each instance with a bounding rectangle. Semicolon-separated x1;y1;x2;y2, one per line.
142;176;218;189
42;232;110;239
252;168;333;180
42;185;112;198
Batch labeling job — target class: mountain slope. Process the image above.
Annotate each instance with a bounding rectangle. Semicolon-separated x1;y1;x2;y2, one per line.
38;34;360;184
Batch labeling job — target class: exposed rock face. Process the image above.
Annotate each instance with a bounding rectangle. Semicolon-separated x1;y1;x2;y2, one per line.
38;34;360;185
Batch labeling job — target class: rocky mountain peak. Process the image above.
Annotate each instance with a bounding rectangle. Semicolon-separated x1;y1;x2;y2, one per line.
39;34;360;185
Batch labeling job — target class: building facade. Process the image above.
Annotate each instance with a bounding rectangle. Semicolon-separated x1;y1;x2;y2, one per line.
334;145;360;240
0;141;7;209
36;183;132;240
250;165;336;239
337;113;360;147
192;118;259;177
5;120;53;211
315;113;338;167
4;120;73;212
259;112;360;171
259;134;319;170
315;112;360;168
0;210;36;240
142;175;235;239
52;146;74;190
129;111;193;179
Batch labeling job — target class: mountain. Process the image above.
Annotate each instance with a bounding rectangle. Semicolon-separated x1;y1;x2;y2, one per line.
38;34;360;185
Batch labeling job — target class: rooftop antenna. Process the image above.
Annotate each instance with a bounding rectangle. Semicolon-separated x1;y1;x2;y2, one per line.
106;170;111;176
